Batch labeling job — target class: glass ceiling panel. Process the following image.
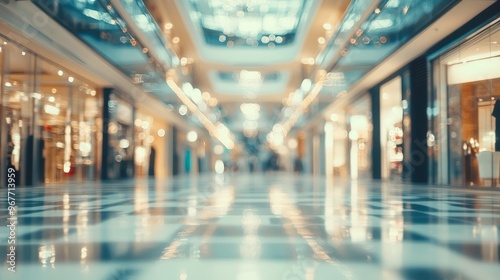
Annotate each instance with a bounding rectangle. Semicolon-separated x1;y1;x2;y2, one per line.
322;71;365;94
318;0;459;98
33;0;155;80
189;0;306;47
316;0;374;66
117;0;175;67
31;0;182;107
337;0;458;68
218;71;280;82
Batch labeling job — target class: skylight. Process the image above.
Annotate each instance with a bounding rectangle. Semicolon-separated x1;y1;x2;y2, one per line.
189;0;306;47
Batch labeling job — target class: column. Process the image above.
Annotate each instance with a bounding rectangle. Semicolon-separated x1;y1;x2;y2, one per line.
371;87;382;180
100;88;111;180
319;121;327;176
408;57;429;183
304;131;314;174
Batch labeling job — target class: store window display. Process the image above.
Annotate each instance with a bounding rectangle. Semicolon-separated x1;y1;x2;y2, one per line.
380;76;404;180
0;35;101;186
0;37;34;186
34;59;101;184
134;112;153;177
327;113;348;178
104;93;134;179
347;96;372;179
431;21;500;187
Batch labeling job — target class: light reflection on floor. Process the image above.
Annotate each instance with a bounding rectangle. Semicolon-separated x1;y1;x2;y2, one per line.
1;173;499;280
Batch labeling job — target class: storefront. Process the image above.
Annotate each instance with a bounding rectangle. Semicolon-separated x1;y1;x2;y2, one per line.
322;94;372;180
134;111;154;177
149;118;169;179
379;75;410;181
101;89;134;180
0;34;102;186
430;20;500;187
350;96;373;180
324;114;347;178
133;109;172;179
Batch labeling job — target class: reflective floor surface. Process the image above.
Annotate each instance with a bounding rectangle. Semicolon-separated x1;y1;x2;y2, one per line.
1;173;500;280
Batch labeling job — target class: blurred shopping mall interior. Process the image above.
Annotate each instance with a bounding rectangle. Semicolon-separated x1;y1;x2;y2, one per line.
1;0;500;279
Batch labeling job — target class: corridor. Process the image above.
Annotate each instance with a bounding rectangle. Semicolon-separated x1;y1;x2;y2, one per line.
1;173;500;280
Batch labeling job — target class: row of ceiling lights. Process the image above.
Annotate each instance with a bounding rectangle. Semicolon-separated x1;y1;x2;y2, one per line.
218;33;286;48
167;77;235;150
161;20;236;149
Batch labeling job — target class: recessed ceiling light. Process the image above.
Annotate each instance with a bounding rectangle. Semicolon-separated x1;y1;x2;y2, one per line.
187;131;198;142
180;57;188;66
157;129;165;137
213;145;224;155
178;105;188;115
323;23;332;30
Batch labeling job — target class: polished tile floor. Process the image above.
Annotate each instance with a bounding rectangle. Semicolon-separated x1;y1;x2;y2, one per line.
1;173;500;280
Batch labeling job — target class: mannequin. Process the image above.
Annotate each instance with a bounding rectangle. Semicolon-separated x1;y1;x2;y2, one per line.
492;99;500;151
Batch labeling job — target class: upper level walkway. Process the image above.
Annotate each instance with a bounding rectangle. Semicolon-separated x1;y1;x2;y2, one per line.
1;173;499;280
